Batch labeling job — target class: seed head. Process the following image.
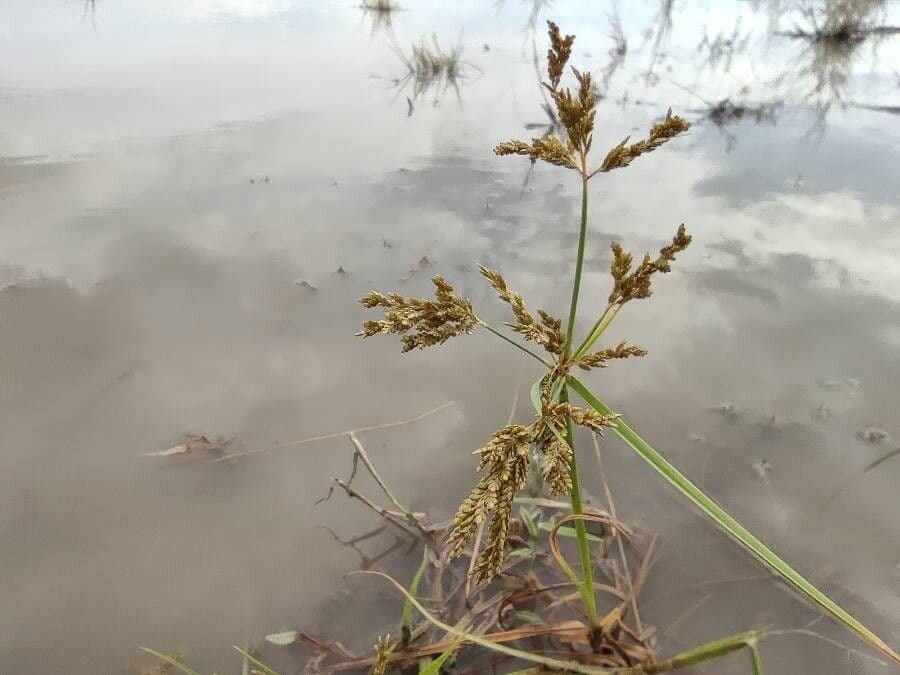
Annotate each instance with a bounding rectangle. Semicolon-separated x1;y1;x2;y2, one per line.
358;275;478;352
479;265;564;356
532;417;572;496
495;22;599;174
546;21;575;91
546;67;597;157
597;108;691;174
577;340;648;370
448;387;621;583
609;224;692;305
447;424;532;582
494;135;578;170
370;634;392;675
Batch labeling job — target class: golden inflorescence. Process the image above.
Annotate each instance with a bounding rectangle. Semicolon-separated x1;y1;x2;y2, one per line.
444;392;619;582
358;276;478;352
358;20;692;583
494;21;690;181
479;265;565;356
609;223;692;304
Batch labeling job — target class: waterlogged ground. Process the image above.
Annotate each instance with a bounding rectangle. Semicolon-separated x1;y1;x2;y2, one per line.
1;1;899;673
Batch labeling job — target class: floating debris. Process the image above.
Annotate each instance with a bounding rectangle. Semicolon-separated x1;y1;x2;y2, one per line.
265;631;299;646
141;435;235;458
335;266;348;276
382;238;394;250
757;413;787;431
295;280;318;292
418;256;433;267
711;401;739;418
688;431;707;444
752;458;773;481
812;403;832;422
856;426;892;444
706;99;782;126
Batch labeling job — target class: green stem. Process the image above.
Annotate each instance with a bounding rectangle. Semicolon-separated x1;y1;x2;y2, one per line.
400;547;429;645
573;302;621;361
479;320;552;367
561;175;599;630
561;385;599;627
565;177;590;353
568;374;900;664
639;631;761;673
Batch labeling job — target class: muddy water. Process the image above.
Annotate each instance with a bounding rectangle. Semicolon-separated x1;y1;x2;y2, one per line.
1;1;898;673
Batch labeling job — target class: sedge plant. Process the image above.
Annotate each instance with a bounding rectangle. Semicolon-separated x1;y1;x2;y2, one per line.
358;20;899;665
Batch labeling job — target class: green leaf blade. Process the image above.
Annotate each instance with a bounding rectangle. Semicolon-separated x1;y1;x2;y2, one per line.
138;648;204;675
567;375;899;664
233;646;281;675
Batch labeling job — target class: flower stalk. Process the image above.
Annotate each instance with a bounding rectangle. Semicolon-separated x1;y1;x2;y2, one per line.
354;18;900;668
560;174;598;629
358;17;692;640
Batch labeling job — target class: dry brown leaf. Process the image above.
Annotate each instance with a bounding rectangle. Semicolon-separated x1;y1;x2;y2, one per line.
140;435;232;458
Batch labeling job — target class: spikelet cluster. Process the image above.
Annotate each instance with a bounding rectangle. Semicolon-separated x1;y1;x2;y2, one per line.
479;265;564;356
546;65;596;158
532;399;572;496
576;340;648;371
597;109;691;174
494;137;578;170
447;395;618;582
358;21;693;587
494;22;689;183
358;276;478;352
370;634;392;675
609;224;692;305
545;20;574;90
446;425;532;583
494;21;596;174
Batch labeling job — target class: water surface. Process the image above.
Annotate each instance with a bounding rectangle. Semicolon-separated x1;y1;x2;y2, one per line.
1;1;898;673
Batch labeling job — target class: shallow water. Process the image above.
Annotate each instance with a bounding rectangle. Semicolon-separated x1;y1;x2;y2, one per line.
1;1;898;673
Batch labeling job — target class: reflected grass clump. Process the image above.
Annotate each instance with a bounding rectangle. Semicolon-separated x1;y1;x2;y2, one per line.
360;0;399;37
778;0;900;129
391;34;475;106
361;0;398;10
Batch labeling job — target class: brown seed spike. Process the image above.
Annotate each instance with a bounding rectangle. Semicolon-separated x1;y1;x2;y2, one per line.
577;341;648;370
608;224;692;305
447;424;532;578
594;109;692;175
479;266;564;356
494;139;532;157
546;21;575;92
357;276;479;351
